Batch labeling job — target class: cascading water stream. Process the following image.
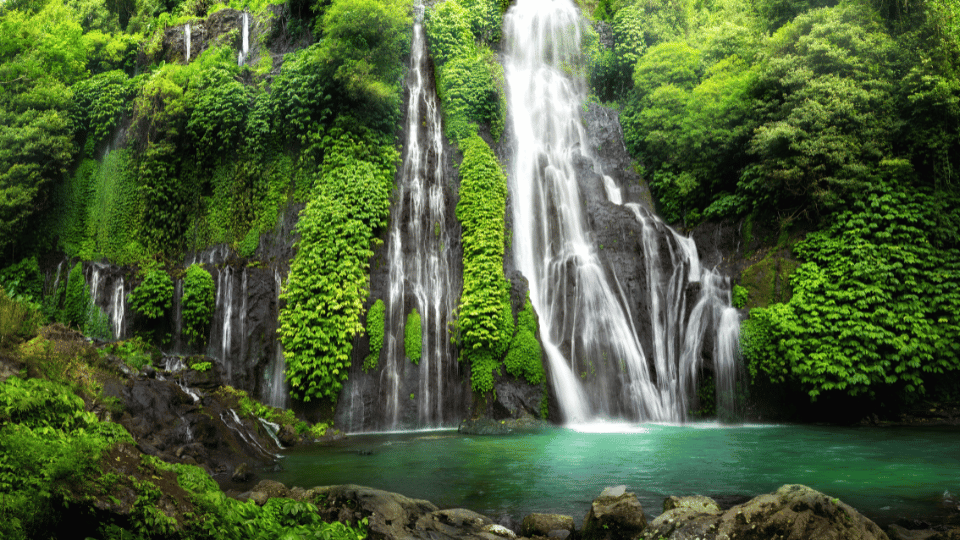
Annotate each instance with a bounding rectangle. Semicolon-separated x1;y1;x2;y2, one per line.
265;270;289;409
377;2;462;430
504;0;740;422
237;12;249;66
185;23;191;62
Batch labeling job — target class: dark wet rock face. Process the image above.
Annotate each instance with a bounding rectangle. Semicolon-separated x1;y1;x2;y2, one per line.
103;362;281;479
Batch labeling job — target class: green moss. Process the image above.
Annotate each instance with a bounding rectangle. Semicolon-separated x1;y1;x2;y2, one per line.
740;252;798;309
129;267;173;320
455;134;515;393
364;299;385;372
504;301;545;385
61;262;89;329
404;308;422;364
181;264;215;347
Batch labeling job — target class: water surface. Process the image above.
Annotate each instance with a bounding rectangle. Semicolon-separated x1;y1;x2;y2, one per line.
262;423;960;525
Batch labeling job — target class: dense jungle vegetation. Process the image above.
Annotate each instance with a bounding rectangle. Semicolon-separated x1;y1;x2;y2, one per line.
586;0;960;408
1;0;960;533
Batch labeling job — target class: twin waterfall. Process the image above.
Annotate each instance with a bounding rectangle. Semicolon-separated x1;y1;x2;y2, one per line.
69;0;740;430
504;0;739;422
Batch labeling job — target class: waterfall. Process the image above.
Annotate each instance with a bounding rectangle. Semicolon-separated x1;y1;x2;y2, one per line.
375;2;462;430
237;12;249;66
212;265;235;381
264;270;288;409
109;275;125;340
84;262;127;340
185;23;191;62
504;0;740;422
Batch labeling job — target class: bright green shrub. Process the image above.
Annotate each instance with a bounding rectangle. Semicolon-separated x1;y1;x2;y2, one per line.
455;134;514;393
129;267;173;320
316;0;411;111
426;0;505;142
0;376;133;540
278;124;398;402
364;298;385;371
405;308;422;364
0;257;43;303
61;262;89;329
181;264;215;346
742;183;960;400
70;69;131;153
187;71;250;167
86;148;141;263
504;301;545;385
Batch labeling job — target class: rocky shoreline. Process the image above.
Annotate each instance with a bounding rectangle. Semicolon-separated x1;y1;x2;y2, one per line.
221;480;959;540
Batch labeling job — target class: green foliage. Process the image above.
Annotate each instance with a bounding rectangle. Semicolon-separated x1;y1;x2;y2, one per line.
104;336;154;371
364;298;385;372
742;183;960;400
181;264;215;346
84;302;113;341
84;148;142;264
314;0;411;130
426;0;505;142
129;267;173;320
731;284;749;309
621;49;755;223
455;134;513;393
71;70;131;153
0;376;133;540
503;301;545;385
62;263;89;329
278;123;398;402
187;69;250;167
0;257;42;304
0;287;41;348
743;3;898;217
404;308;422;364
591;0;689;101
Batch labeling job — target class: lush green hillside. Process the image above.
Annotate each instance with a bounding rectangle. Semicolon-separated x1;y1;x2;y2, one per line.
588;0;960;409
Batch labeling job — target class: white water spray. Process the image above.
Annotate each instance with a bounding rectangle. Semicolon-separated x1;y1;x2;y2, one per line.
185;23;191;62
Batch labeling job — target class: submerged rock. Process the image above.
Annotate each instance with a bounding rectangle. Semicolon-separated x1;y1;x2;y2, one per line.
458;414;548;435
582;486;648;540
642;484;889;540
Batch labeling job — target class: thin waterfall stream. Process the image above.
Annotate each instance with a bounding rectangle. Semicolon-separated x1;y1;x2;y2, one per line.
340;3;465;431
503;0;740;422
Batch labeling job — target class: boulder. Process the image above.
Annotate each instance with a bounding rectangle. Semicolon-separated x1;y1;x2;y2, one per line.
642;484;889;540
458;415;548;435
582;486;648;540
644;495;723;539
521;513;576;538
887;524;939;540
310;484;439;540
416;508;497;540
231;462;253;483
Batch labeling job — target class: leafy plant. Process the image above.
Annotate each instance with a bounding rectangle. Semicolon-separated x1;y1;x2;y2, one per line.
129;267;173;320
503;300;545;385
61;262;90;329
364;298;385;372
404;308;422;364
181;264;215;346
742;183;960;400
455;134;514;393
278;122;398;402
